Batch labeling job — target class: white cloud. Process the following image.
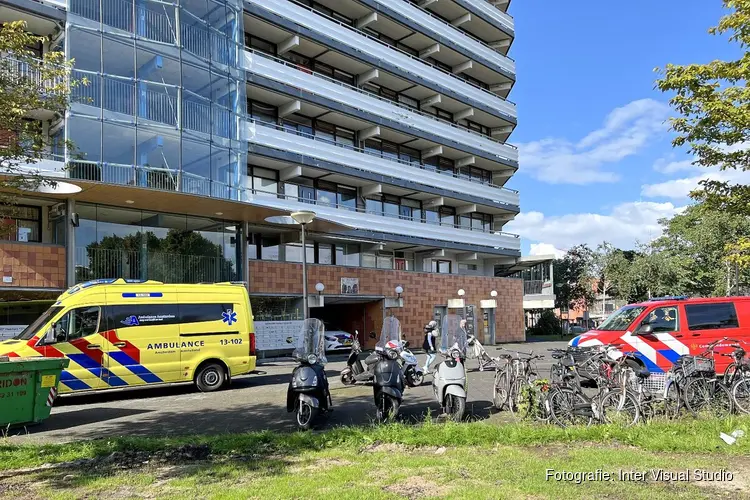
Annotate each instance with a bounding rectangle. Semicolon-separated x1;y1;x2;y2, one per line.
528;243;566;259
506;201;685;251
642;168;750;200
652;157;699;174
518;99;670;185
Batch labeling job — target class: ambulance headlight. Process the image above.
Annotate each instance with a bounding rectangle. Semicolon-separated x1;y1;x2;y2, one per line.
307;354;318;364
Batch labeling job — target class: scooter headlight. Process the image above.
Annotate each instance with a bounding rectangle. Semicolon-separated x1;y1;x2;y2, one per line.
451;350;461;360
307;354;318;364
386;349;398;360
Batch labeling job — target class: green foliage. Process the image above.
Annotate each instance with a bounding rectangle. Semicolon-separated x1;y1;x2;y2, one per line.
553;244;595;312
526;309;562;337
77;230;236;284
0;21;82;212
655;0;750;215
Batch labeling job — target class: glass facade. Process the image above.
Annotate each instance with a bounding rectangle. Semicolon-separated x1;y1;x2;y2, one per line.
73;204;241;284
65;0;247;200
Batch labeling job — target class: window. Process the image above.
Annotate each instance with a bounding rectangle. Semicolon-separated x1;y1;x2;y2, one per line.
361;252;376;268
261;235;280;260
439;207;455;227
685;303;739;331
640;306;679;333
335;243;359;266
432;260;452;274
250;167;278;196
245;34;275;55
597;306;646;331
318;243;333;264
49;306;101;343
285;242;314;263
248;233;259;260
338;187;356;211
459;263;478;272
1;205;41;242
248;101;277;124
376;252;393;269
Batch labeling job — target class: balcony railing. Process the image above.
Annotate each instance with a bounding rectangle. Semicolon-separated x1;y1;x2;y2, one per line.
75;247;236;284
461;0;515;35
245;52;517;166
245;49;516;134
523;280;544;295
3;56;65;93
65;158;520;250
370;0;515;72
245;0;515;113
247;118;520;205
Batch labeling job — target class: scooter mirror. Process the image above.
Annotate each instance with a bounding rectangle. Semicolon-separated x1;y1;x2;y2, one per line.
369;331;376;339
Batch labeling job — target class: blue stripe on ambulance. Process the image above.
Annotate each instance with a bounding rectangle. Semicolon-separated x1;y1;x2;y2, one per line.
67;354;129;387
59;370;91;391
631;351;664;373
657;349;682;364
571;336;581;347
108;351;163;384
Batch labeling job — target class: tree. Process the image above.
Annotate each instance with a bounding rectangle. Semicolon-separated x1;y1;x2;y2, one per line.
80;230;236;284
553;244;595;317
600;247;649;303
0;21;80;214
655;0;750;216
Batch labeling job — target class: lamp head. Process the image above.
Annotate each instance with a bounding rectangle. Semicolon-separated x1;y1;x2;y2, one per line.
395;285;404;295
290;210;316;225
315;282;325;293
490;290;498;297
457;289;465;297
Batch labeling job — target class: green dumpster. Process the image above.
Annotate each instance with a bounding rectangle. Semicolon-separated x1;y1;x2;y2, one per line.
0;357;70;427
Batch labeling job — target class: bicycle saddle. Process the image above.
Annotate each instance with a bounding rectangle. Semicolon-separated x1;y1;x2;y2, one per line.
561;357;575;368
635;367;651;379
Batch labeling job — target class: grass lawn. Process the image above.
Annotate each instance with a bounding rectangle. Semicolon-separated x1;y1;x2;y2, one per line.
2;417;750;499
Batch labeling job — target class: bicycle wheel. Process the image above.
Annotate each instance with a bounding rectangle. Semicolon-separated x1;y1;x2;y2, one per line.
684;378;733;418
732;378;750;414
508;377;527;414
599;390;640;426
547;387;593;428
660;380;682;419
493;370;509;410
724;363;738;385
550;364;563;385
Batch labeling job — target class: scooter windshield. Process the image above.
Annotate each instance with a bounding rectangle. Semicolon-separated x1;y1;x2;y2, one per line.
292;318;327;364
441;314;467;355
377;315;401;350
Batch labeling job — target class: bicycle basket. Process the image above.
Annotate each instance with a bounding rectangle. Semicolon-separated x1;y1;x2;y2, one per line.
681;355;714;377
628;372;668;394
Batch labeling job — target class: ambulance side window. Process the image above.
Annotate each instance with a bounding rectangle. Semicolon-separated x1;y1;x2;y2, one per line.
640;306;679;333
50;306;101;343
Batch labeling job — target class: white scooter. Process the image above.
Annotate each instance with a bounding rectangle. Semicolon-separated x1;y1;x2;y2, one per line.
432;314;468;421
398;340;424;387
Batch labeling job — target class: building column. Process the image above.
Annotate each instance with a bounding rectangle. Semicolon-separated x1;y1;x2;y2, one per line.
65;198;76;287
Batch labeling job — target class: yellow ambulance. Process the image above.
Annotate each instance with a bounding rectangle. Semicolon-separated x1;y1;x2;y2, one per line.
0;279;256;394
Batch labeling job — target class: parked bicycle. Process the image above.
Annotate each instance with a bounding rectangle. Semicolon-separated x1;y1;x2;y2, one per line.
675;338;734;418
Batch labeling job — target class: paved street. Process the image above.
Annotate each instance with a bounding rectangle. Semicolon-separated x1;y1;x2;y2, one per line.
5;341;568;444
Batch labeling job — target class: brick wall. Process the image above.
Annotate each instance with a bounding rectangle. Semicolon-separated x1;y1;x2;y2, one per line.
0;243;66;289
249;261;524;343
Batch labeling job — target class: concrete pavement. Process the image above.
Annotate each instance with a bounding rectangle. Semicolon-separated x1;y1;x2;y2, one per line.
5;341;569;444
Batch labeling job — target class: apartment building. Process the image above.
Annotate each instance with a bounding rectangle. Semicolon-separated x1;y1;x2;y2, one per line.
0;0;526;347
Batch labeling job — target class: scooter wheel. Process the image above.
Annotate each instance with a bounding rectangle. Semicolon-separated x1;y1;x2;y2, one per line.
376;393;400;423
297;401;319;430
340;372;355;385
445;394;466;422
407;370;424;387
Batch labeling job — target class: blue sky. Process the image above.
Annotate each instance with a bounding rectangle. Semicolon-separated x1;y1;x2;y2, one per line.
502;0;746;256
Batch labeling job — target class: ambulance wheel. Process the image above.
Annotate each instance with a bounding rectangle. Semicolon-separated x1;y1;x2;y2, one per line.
195;362;225;392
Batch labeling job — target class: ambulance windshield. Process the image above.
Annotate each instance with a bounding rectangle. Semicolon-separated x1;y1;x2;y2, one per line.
13;306;62;341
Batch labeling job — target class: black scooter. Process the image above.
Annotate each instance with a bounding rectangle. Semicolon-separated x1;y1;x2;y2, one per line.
340;333;379;385
373;342;405;422
287;359;332;430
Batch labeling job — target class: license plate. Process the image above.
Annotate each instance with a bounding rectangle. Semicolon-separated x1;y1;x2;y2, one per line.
343;339;352;345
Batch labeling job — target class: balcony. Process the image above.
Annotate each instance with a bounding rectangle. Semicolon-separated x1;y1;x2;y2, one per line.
244;0;515;119
363;0;514;77
522;279;555;309
457;0;514;34
244;50;518;166
243;184;521;252
247;119;519;207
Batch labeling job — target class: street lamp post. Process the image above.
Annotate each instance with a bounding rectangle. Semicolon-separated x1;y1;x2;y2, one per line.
291;211;316;319
457;288;466;326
